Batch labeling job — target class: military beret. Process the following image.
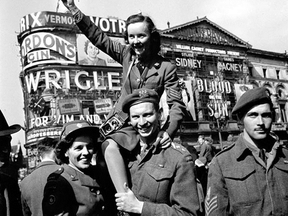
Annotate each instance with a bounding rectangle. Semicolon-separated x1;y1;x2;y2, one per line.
232;87;273;118
122;88;159;113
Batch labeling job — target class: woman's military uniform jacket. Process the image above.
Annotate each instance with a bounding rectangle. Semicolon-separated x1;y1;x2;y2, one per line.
205;134;288;216
43;164;107;216
75;12;186;140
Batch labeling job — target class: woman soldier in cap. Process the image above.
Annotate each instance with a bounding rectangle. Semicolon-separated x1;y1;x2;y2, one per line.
61;0;186;199
42;120;114;216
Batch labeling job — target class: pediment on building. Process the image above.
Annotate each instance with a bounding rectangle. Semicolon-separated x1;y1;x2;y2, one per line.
161;17;251;48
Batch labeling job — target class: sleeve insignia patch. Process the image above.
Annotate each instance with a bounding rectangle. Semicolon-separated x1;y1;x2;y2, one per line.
168;88;182;100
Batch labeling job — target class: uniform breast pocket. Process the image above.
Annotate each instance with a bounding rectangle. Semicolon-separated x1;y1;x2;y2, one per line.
137;163;173;202
223;167;261;207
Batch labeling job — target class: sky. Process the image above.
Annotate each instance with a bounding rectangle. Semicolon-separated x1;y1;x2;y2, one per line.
0;0;288;148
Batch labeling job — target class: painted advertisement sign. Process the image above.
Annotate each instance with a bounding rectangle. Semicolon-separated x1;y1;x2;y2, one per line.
20;32;77;67
20;11;126;35
21;32;76;61
19;11;127;69
77;34;125;67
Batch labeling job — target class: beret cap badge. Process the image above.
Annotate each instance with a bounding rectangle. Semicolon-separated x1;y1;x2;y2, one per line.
139;89;148;98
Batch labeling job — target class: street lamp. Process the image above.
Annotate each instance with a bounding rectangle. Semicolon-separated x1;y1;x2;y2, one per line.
209;112;226;150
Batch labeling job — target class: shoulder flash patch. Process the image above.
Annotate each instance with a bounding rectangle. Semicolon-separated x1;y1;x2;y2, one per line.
47;167;64;181
43;167;77;215
172;142;188;152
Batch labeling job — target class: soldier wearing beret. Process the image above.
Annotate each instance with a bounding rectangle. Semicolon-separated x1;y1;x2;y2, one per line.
205;87;288;216
42;120;112;216
114;88;200;216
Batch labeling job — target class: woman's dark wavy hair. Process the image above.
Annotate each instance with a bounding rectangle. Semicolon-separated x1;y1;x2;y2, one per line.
123;14;161;55
55;131;98;164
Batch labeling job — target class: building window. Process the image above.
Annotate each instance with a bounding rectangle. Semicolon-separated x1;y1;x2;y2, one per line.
276;69;280;79
263;68;267;78
248;67;253;76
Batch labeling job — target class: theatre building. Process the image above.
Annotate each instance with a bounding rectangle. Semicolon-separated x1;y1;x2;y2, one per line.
160;17;252;147
17;11;288;168
160;17;288;147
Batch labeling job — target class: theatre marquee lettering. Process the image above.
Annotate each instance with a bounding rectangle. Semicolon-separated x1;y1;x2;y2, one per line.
196;78;232;94
218;61;243;72
197;77;232;118
174;44;240;56
176;58;202;69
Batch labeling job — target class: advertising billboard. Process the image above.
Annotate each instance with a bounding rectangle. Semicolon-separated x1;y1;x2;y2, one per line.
21;66;122;146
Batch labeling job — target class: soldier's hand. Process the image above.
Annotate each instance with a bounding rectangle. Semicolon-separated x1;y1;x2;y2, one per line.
155;131;171;149
115;183;143;214
61;0;76;9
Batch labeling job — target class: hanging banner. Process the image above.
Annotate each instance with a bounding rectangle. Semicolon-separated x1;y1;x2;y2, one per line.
234;84;253;101
182;80;196;121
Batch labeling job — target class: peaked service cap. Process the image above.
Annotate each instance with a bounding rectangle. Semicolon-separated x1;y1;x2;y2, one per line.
60;120;99;140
